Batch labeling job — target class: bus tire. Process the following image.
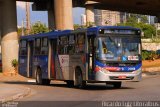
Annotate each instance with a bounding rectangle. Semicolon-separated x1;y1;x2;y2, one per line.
36;68;43;85
36;68;50;85
112;82;122;89
75;68;86;89
66;80;74;88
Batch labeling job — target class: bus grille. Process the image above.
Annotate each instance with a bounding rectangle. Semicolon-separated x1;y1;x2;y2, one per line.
109;76;134;80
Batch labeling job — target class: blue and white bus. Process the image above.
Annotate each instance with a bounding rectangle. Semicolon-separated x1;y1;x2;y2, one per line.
19;26;142;88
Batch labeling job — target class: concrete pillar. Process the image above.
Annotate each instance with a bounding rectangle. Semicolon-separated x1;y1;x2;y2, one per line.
86;5;95;26
1;0;19;74
48;9;55;30
54;0;74;30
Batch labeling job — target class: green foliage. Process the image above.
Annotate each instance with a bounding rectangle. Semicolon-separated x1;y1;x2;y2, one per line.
30;21;49;34
157;30;160;36
126;14;148;23
138;23;156;38
126;15;137;24
118;14;156;38
86;22;95;27
17;28;22;36
140;15;148;23
142;51;159;60
18;27;27;36
11;59;18;68
74;24;87;30
74;22;95;30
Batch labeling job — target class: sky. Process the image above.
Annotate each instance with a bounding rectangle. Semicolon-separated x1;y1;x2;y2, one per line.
16;1;85;26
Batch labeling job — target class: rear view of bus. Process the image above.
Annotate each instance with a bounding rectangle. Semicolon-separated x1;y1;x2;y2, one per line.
93;27;142;88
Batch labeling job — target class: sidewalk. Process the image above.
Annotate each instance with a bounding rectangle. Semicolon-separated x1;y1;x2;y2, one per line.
142;67;160;77
0;74;31;103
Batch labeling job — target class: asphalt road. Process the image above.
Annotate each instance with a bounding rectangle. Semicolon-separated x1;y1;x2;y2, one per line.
7;75;160;107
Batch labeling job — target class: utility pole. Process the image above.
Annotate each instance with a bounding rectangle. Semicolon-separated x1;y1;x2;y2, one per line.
22;19;24;36
26;2;31;35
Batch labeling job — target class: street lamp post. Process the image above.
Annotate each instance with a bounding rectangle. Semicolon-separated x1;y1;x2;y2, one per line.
21;19;27;36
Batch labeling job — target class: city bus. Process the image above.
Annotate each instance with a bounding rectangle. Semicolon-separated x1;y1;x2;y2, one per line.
19;26;142;88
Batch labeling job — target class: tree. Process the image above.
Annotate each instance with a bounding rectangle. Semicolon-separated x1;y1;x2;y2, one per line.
17;27;27;36
74;24;88;30
157;30;160;37
140;15;148;23
118;14;155;38
74;24;82;30
30;21;49;34
137;23;156;38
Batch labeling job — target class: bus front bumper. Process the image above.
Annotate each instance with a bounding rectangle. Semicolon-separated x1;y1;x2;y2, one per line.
95;70;142;82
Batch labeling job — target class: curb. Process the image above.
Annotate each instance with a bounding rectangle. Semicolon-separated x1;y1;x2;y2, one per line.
0;88;31;103
142;71;160;77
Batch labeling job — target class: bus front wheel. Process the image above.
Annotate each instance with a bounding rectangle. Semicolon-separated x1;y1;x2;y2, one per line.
112;82;122;88
66;80;74;88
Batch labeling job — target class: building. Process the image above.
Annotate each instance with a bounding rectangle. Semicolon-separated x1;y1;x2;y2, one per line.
81;14;86;26
94;10;121;26
148;16;156;25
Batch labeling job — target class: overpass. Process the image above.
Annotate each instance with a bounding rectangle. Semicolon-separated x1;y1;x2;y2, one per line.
0;0;160;74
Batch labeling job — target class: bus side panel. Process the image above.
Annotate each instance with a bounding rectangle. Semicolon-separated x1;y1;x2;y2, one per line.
69;54;86;80
53;54;86;81
33;55;48;79
54;55;69;80
19;56;28;77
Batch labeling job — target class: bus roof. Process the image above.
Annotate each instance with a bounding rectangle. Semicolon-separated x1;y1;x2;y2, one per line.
20;26;140;40
20;30;72;40
87;26;140;31
86;26;140;35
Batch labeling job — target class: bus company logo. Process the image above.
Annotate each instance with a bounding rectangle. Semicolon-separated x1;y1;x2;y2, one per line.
59;55;69;66
61;58;64;63
122;56;127;61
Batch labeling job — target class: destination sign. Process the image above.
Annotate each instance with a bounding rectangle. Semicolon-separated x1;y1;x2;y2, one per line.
102;29;140;35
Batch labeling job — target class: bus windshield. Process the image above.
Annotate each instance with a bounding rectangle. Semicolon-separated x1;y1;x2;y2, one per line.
96;36;141;62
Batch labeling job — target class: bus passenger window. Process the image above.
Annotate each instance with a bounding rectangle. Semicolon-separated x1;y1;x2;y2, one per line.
41;38;48;55
58;36;68;54
76;33;85;53
68;35;75;54
20;40;27;56
34;38;41;55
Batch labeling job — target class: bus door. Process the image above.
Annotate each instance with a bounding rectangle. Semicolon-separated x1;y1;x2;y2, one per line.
28;41;34;77
88;36;95;80
50;39;57;79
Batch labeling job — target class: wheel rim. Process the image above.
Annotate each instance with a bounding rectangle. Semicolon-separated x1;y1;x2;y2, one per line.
36;72;39;84
36;69;42;84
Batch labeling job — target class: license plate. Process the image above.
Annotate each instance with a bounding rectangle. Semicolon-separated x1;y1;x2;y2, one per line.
118;75;127;79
